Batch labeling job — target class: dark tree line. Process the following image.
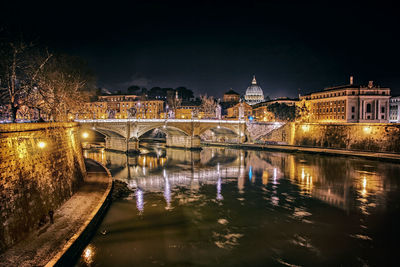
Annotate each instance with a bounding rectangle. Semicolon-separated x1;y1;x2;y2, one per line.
126;85;194;100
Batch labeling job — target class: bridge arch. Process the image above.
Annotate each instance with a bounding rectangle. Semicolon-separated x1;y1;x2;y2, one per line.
80;125;126;139
135;124;190;139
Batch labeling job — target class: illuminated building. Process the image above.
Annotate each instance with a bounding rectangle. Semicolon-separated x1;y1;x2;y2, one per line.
244;75;264;105
81;102;108;119
299;77;391;123
389;96;400;123
223;89;240;103
226;102;252;119
175;102;201;119
133;100;165;119
79;95;165;119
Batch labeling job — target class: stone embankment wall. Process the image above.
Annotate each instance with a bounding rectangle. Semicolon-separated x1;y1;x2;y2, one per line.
0;123;86;252
263;123;400;153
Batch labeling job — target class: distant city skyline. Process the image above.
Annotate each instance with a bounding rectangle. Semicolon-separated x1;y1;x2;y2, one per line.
1;1;399;98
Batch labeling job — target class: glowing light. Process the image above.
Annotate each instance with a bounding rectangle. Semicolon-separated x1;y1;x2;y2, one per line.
301;125;310;132
363;126;371;134
37;141;46;149
82;132;89;139
82;245;95;265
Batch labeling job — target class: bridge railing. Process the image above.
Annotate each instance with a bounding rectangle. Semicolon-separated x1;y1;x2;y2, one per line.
75;118;247;124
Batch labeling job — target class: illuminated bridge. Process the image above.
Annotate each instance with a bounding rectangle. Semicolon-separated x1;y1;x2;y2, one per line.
76;119;283;152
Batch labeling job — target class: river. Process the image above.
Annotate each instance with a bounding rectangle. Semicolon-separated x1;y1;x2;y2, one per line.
76;143;400;266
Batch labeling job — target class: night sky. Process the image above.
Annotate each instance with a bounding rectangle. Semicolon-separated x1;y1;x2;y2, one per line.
1;0;399;98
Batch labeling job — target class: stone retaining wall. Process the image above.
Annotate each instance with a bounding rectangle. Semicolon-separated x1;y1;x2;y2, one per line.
263;122;400;153
0;123;86;252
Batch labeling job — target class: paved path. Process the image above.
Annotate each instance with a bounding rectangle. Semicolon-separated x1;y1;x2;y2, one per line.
204;142;400;162
0;159;112;267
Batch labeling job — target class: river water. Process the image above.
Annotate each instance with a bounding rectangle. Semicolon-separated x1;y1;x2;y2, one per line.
77;143;400;266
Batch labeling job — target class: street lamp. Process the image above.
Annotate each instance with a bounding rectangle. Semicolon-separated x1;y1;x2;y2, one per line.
37;141;46;149
82;132;89;139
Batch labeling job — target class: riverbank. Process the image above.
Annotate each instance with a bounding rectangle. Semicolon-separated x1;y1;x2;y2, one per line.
202;142;400;162
0;158;113;267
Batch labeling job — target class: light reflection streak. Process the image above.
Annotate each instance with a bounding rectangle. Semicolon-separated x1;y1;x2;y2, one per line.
217;177;223;200
249;166;253;182
82;244;95;265
136;188;144;213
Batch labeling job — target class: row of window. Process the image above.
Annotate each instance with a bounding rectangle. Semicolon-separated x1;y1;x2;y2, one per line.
305;90;388;100
314;107;346;113
316;115;346;120
314;100;346;106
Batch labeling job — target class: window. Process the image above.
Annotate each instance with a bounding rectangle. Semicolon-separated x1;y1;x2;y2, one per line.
381;106;385;113
366;103;371;113
351;106;355;112
352;91;355;95
381;115;385;119
352;115;355;119
367;115;371;119
382;92;386;95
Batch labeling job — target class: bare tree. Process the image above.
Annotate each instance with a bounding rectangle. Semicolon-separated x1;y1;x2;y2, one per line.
200;95;218;119
0;36;52;121
33;54;95;121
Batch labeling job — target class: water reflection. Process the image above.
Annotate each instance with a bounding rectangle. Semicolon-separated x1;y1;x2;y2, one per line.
84;146;398;213
79;145;400;266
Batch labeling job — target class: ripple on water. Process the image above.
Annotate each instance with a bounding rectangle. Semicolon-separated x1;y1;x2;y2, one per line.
213;232;244;249
292;208;312;219
350;234;372;241
218;219;228;225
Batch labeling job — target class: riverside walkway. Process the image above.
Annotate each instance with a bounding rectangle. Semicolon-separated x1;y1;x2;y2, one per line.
0;159;112;267
203;142;400;162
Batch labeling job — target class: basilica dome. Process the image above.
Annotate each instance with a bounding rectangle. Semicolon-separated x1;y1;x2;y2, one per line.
245;75;264;105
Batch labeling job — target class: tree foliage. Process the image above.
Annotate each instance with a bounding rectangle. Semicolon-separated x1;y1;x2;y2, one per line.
267;103;296;121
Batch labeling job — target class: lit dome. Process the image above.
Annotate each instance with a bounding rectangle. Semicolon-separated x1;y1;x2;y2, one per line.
245;75;264;105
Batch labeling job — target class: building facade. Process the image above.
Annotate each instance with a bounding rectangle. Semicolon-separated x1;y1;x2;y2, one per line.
389;96;400;123
79;95;165;119
226;102;252;120
299;79;390;123
175;104;201;119
244;76;264;105
223;89;240;103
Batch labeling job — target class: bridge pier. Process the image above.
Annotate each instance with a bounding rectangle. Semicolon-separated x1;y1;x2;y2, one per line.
166;135;201;150
105;137;139;153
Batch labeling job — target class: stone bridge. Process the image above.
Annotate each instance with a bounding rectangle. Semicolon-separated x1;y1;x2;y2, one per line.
76;119;285;152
